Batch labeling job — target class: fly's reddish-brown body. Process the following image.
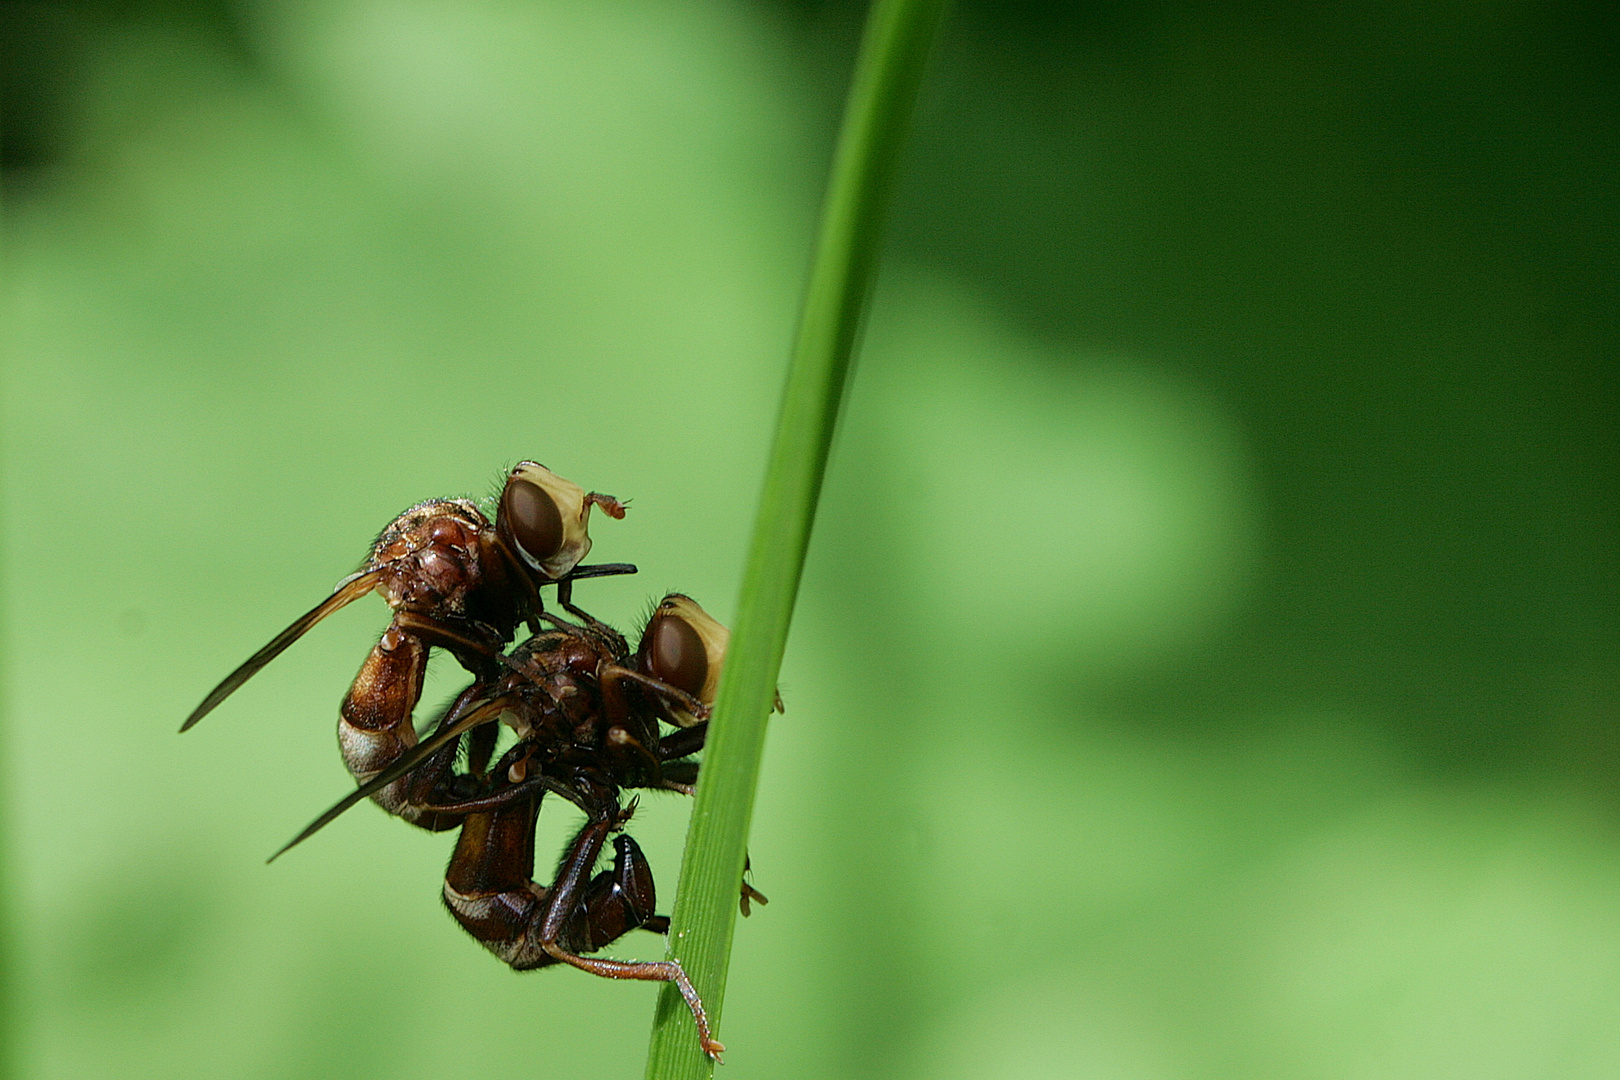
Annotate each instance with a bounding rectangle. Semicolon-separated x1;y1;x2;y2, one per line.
183;464;762;1061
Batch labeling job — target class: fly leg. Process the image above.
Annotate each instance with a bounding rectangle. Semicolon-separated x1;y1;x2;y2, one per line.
658;722;707;762
441;785;657;958
532;806;724;1060
599;665;710;722
552;580;616;637
637;765;769;916
645;726;767;916
547;491;628;620
564;834;668;945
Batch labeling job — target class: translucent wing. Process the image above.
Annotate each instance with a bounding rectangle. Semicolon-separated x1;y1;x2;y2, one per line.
179;570;385;733
266;693;515;862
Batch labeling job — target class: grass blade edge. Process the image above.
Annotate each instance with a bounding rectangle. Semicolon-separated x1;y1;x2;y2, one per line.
642;0;950;1075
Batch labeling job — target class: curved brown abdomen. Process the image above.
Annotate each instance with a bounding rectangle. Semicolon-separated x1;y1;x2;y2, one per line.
338;622;435;823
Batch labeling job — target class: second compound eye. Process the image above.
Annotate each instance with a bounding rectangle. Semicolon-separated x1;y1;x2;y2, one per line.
637;594;730;726
648;613;707;699
503;478;564;564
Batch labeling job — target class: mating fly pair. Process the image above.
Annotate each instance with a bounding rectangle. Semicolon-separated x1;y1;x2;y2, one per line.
183;462;752;1060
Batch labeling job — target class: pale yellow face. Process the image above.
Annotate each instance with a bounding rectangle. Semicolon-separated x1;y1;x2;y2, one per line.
498;461;596;578
638;594;730;727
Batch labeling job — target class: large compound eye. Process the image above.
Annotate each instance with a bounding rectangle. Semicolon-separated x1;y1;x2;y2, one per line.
502;478;564;564
497;462;607;578
647;614;707;699
637;594;730;727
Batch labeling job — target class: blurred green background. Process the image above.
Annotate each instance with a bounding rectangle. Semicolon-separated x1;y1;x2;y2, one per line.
2;1;1616;1077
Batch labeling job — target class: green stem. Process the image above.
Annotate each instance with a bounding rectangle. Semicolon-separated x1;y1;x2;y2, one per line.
0;197;15;1080
642;0;947;1075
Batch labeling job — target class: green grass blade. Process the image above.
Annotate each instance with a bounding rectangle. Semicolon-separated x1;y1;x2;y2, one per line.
0;187;15;1080
642;0;948;1074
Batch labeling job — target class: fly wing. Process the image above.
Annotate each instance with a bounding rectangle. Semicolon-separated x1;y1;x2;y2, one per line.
179;570;384;732
266;693;514;862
